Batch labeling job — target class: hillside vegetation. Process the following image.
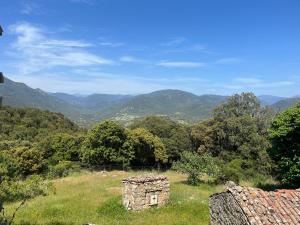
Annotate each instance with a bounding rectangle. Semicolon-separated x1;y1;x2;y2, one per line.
1;93;300;224
3;77;299;127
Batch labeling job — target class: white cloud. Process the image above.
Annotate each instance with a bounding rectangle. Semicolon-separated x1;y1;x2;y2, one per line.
157;61;206;68
215;57;243;65
99;42;124;47
223;77;294;89
119;56;145;63
9;22;113;73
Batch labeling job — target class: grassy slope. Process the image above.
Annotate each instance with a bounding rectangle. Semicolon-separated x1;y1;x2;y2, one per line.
8;171;224;225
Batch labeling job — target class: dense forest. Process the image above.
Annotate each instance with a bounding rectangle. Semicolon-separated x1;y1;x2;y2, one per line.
0;92;299;185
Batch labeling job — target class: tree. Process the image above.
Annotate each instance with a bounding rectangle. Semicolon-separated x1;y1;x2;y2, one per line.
211;93;273;175
81;120;134;167
172;151;219;185
130;128;168;166
190;119;215;154
130;116;192;162
268;103;300;187
48;133;84;162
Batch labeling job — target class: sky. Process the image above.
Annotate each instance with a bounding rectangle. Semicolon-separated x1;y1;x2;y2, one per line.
0;0;300;96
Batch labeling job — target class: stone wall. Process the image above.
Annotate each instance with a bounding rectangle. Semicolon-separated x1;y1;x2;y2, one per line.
122;175;170;211
209;192;250;225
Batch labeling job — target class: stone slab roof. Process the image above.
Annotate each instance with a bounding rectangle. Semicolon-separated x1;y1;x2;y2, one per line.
122;175;168;184
228;186;300;224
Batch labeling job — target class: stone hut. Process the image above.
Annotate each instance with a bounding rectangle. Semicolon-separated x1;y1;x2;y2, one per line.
209;183;300;225
122;175;170;211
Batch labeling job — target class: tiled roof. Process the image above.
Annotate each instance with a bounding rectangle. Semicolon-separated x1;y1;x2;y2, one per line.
228;186;300;225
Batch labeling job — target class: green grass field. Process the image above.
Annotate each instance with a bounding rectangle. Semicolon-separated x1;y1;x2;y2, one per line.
7;171;224;225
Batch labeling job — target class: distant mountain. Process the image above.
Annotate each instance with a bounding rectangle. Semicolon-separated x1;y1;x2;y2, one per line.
271;97;300;112
2;77;299;127
97;90;227;123
0;77;84;119
51;93;133;111
258;95;286;105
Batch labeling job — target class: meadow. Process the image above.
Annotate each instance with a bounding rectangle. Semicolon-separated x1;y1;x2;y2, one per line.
7;171;224;225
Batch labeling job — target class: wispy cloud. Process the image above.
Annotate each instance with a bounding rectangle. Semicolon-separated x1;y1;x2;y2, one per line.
21;2;43;15
160;38;210;54
157;61;206;68
223;77;295;89
215;57;243;65
235;78;262;84
99;42;124;47
8;22;113;73
119;56;146;63
161;37;187;47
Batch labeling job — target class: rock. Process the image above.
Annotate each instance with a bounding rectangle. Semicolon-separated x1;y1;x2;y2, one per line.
225;180;236;189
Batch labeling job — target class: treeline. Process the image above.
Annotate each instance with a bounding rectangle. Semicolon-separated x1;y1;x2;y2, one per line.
0;92;299;188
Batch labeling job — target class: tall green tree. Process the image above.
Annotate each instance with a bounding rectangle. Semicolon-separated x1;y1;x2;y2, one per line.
268;103;300;187
197;93;273;178
130;128;168;166
130;116;192;162
190;119;215;154
81;120;134;166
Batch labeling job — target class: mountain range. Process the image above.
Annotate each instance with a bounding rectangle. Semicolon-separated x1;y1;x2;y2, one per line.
1;77;299;127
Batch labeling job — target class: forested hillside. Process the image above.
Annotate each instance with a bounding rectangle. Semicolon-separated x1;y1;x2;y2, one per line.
271;97;300;112
101;90;227;123
51;93;133;111
0;106;80;142
1;77;299;127
0;78;87;123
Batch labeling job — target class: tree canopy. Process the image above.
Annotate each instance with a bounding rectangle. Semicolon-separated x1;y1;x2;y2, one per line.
268;103;300;186
130;128;167;166
81;120;134;166
130;116;192;162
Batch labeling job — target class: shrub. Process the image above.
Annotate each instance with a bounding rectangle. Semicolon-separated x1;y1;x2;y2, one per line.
0;175;53;225
216;159;243;184
172;151;219;185
48;161;77;178
9;146;46;177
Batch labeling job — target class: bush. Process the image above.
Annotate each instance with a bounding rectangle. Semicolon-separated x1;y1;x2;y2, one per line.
216;159;243;184
8;146;46;177
48;161;77;178
0;175;53;225
172;151;219;185
49;133;84;162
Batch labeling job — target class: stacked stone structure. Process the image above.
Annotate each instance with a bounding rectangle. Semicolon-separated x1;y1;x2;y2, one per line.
122;175;170;211
209;183;300;225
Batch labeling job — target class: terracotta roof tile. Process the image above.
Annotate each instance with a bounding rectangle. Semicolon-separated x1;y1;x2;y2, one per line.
227;186;300;225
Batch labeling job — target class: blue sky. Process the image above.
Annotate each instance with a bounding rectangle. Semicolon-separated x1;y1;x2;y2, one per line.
1;0;300;96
